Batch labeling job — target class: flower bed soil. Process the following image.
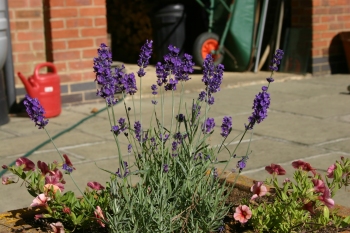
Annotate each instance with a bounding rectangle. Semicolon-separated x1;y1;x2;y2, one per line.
1;173;349;233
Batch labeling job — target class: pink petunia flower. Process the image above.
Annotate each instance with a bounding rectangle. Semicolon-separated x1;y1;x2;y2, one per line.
319;187;335;208
50;221;65;233
30;193;49;208
283;178;291;184
16;157;35;171
94;206;106;227
292;160;316;175
2;176;15;185
265;163;286;175
312;179;326;193
326;164;336;178
87;181;105;191
45;176;64;192
250;181;268;200
37;161;50;176
303;201;316;215
44;184;62;194
233;205;252;223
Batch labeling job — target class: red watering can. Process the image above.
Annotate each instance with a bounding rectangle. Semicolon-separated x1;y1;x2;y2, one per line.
18;62;61;118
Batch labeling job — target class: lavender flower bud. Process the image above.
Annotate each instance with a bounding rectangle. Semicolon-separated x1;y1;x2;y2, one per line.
202;118;215;134
269;49;284;71
137;40;153;77
163;164;169;173
220;116;232;137
247;86;271;129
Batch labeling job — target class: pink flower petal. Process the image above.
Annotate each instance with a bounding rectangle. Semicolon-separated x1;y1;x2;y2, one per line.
233;205;252;223
250;181;268;200
87;181;105;191
326;164;336;178
94;206;106;227
16;157;35;171
30;193;48;208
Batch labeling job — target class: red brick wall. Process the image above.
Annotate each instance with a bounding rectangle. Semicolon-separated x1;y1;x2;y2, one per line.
9;0;108;85
8;0;46;85
291;0;350;74
48;0;108;83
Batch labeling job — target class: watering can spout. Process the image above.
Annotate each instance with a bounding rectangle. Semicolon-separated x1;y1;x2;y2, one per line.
17;72;38;97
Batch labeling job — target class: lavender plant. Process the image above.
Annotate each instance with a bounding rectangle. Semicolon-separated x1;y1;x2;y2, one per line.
95;45;284;233
1;42;292;232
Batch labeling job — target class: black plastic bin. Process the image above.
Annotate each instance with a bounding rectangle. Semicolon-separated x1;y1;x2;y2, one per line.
0;69;9;125
153;4;186;61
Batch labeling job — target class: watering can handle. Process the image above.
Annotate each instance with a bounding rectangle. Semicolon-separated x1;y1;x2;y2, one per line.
34;62;57;77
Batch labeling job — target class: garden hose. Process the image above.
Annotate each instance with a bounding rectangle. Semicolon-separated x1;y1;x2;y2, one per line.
0;101;120;177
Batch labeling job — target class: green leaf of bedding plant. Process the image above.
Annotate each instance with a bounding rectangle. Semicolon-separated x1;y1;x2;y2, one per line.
343;216;350;224
323;206;330;221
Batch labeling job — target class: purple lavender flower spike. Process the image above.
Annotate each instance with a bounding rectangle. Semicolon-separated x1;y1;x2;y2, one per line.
62;164;73;173
137;40;153;77
220;116;232;137
247;86;271;129
172;141;178;151
23;95;49;129
176;114;185;122
116;161;129;178
202;118;215;134
156;45;194;91
192;104;201;118
164;78;178;91
266;77;274;83
156;62;168;87
201;54;224;105
134;121;142;142
151;84;158;95
163;164;169;173
160;133;169;142
208;96;215;105
198;91;206;101
127;144;132;153
122;73;138;95
175;53;195;82
111;125;120;135
269;49;284;71
118;118;126;132
94;43;118;105
237;159;246;172
112;117;127;136
151;100;158;105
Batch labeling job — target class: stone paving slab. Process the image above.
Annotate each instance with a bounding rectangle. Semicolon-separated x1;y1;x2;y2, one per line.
1;133;59;157
271;79;346;98
248;112;350;145
302;74;350;88
272;94;350;118
316;138;350;152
